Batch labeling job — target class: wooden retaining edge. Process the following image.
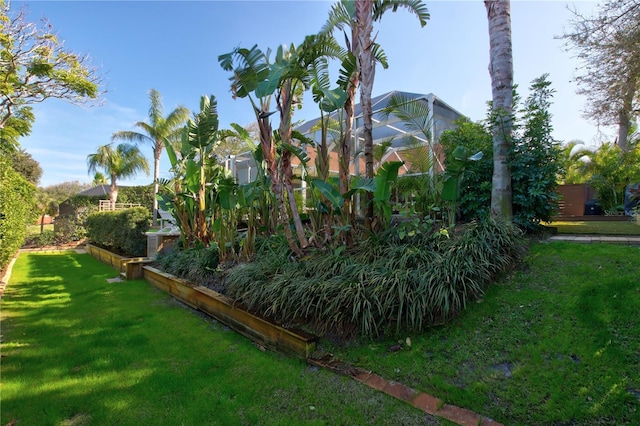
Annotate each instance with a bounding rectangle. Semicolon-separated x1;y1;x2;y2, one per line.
85;245;317;359
142;266;317;359
86;244;147;275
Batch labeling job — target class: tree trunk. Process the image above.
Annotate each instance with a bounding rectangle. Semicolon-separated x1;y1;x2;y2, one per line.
258;112;301;256
278;80;308;251
617;77;636;152
485;0;514;221
152;144;161;226
110;174;118;209
356;0;375;226
341;81;357;224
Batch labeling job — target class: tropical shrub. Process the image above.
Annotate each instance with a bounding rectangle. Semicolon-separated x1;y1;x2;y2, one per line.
155;245;220;286
0;154;36;270
33;230;56;246
441;75;562;232
225;219;524;337
85;207;150;256
52;215;84;243
583;141;640;212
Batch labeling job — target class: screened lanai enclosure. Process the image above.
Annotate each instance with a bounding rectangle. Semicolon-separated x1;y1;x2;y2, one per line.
225;90;465;187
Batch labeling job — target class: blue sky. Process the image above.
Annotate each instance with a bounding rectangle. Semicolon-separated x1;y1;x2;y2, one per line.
14;0;602;188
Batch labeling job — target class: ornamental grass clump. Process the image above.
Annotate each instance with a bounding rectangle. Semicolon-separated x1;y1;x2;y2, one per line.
155;245;219;284
225;219;524;337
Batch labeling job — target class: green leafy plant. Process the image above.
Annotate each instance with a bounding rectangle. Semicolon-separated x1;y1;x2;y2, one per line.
85;207;150;256
580;141;640;212
155;246;220;285
159;95;243;257
225;219;523;337
441;75;562;232
33;230;56;246
0;154;36;269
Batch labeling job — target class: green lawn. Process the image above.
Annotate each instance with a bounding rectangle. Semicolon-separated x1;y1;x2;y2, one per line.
545;219;640;235
4;243;639;425
322;241;640;424
1;252;441;425
26;223;53;236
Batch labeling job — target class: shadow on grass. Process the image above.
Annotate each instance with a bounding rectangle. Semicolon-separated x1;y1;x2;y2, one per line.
2;252;442;425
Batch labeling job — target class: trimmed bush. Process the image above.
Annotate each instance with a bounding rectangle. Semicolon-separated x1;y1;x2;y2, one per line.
0;155;36;270
85;207;150;256
225;220;525;337
33;230;56;246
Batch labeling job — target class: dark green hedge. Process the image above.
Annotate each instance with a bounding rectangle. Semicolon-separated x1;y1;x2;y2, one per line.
85;207;150;257
0;155;36;270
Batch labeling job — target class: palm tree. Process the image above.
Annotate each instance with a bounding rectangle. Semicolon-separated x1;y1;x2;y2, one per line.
111;89;189;225
87;143;150;208
323;0;429;224
92;171;108;186
485;0;514;220
34;189;58;234
559;140;592;184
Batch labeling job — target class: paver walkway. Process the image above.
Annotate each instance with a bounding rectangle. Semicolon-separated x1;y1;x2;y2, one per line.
548;235;640;245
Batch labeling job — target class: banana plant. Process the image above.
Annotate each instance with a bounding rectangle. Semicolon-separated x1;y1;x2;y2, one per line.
220;35;342;256
159;95;247;250
441;146;483;227
371;160;404;231
220;44;305;255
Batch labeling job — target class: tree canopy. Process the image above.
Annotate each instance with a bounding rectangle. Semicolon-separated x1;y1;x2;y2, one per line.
87;143;149;205
0;0;102;152
563;0;640;150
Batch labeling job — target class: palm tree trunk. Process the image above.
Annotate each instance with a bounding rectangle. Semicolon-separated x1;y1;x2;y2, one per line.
356;0;375;225
485;0;514;221
109;174;118;209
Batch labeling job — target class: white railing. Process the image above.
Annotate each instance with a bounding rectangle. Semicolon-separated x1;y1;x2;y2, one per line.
99;200;142;211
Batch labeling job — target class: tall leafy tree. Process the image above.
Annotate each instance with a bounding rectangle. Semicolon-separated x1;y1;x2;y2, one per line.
10;148;41;185
441;76;562;231
86;143;149;207
214;121;259;162
111;89;189;225
0;1;101;152
562;0;640;151
41;180;90;203
485;0;514;220
322;0;428;223
34;188;58;234
219;35;341;255
92;172;108;186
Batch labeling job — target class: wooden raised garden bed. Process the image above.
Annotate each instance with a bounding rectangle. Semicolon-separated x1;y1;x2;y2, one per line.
87;245;317;359
86;244;147;276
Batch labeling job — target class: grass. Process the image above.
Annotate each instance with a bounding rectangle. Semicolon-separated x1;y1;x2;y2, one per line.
545;219;640;235
320;241;640;424
26;223;53;236
1;251;442;425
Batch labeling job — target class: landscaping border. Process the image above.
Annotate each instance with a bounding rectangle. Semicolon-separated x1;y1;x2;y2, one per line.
86;243;146;274
86;245;317;359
